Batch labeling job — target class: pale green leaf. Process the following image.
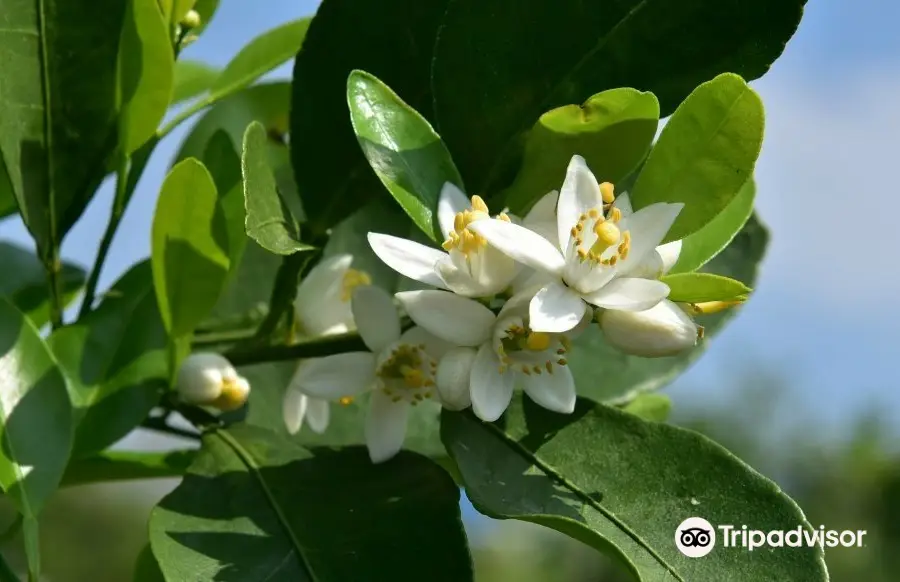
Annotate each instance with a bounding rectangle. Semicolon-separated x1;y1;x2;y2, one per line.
661;272;751;303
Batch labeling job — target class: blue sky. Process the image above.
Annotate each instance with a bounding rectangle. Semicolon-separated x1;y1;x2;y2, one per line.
2;0;898;445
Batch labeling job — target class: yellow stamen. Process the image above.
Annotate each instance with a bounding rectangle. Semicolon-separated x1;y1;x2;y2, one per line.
608;207;622;223
599;182;615;204
339;396;354;406
341;269;372;302
589;221;621;256
471;195;488;212
525;331;551;351
690;298;746;315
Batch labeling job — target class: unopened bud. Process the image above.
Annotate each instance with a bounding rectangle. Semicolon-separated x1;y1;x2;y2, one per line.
181;9;201;29
599;300;698;358
176;352;250;411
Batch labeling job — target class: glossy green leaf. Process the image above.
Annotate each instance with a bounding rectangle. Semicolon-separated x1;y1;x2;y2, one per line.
571;214;768;404
0;242;85;328
118;0;175;155
670;178;756;274
443;399;828;581
202;130;247;280
432;0;804;194
621;393;671;422
62;449;195;487
504;89;659;215
0;298;73;519
151;158;229;338
243;122;313;255
631;74;764;242
171;60;220;106
48;262;166;457
191;0;220;33
0;0;126;257
662;273;751;303
348;71;464;241
149;425;473;581
290;0;450;234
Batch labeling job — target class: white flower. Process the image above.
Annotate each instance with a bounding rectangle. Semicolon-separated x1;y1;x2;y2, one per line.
177;352;250;412
396;289;587;422
598;299;699;357
283;254;372;435
368;183;518;297
290;285;447;463
468;155;683;333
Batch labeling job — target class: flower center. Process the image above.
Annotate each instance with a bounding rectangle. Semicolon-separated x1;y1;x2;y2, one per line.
568;183;631;267
376;343;437;404
340;268;372;302
441;195;511;256
494;316;571;375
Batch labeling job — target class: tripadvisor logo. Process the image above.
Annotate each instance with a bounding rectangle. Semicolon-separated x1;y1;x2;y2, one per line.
675;517;867;557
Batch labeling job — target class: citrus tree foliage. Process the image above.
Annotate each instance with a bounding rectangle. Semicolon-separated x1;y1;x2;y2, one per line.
0;0;826;580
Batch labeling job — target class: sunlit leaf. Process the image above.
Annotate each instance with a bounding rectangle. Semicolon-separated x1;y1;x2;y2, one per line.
661;272;751;303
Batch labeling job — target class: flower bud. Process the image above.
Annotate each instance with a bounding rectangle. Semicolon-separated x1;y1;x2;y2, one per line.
598;300;699;358
176;352;250;411
436;347;476;411
181;9;201;29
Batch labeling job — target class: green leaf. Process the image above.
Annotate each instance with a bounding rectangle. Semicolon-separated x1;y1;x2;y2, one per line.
242;121;313;255
0;157;16;220
0;298;73;519
347;71;464;241
149;425;473;581
503;89;659;215
118;0;175;155
0;0;127;257
62;449;195;487
571;214;768;404
190;0;220;33
621;393;671;422
661;273;751;303
134;545;165;582
442;399;828;581
431;0;803;194
151;158;229;338
171;60;220;106
48;261;166;457
170;0;196;26
631;74;764;242
290;0;450;235
202;130;247;280
0;242;85;327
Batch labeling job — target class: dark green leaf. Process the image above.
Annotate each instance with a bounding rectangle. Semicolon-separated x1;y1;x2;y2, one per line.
290;0;450;234
661;273;751;303
347;71;464;241
48;262;166;457
242;122;313;255
571;214;768;404
149;425;473;581
62;449;195;487
0;0;127;257
151;158;229;338
670;178;755;274
202;130;247;280
171;60;220;106
443;399;828;581
504;89;659;215
0;298;73;518
631;74;764;241
621;393;671;422
0;242;85;328
431;0;803;194
0;156;15;220
134;545;165;582
118;0;174;155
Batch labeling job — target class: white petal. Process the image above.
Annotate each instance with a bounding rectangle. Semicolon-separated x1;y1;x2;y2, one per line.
612;192;634;216
176;352;233;404
367;233;448;289
468;219;565;275
294;254;353;333
351;285;401;353
618;203;683;270
282;386;308;435
365;391;410;463
657;239;683;274
599;299;698;357
434;256;484;297
305;397;331;434
524;190;559;243
435;347;477;411
469;344;514;422
557;155;602;250
582;278;669;312
529;282;587;333
395;290;495;347
398;326;453;360
618;249;665;279
521;365;576;414
290;352;376;399
437;182;470;240
295;254;352;305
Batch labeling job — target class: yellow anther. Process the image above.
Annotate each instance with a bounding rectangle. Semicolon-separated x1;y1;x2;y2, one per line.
454;213;466;232
608;207;622;223
599;182;615;204
525;331;551;351
400;366;425;388
522;366;532;375
556;348;566;355
545;361;553;374
690;299;745;315
557;358;568;366
697;326;706;340
339;396;354;406
570;226;578;238
499;212;511;222
588;208;600;219
532;365;543;375
341;269;372;301
471;195;489;213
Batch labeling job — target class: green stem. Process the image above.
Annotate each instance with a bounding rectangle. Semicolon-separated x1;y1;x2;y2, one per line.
192;328;258;347
157;94;215;139
45;246;64;329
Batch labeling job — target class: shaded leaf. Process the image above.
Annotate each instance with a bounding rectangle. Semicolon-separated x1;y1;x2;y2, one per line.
431;0;804;194
149;425;473;581
662;273;750;303
0;157;15;220
442;399;828;581
171;60;220;106
504;89;659;214
62;449;195;487
290;0;450;234
202;130;247;280
0;242;85;328
631;74;764;241
134;545;166;582
347;71;463;241
48;262;166;457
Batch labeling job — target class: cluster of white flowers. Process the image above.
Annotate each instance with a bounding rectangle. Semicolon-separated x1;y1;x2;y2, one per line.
177;155;710;463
